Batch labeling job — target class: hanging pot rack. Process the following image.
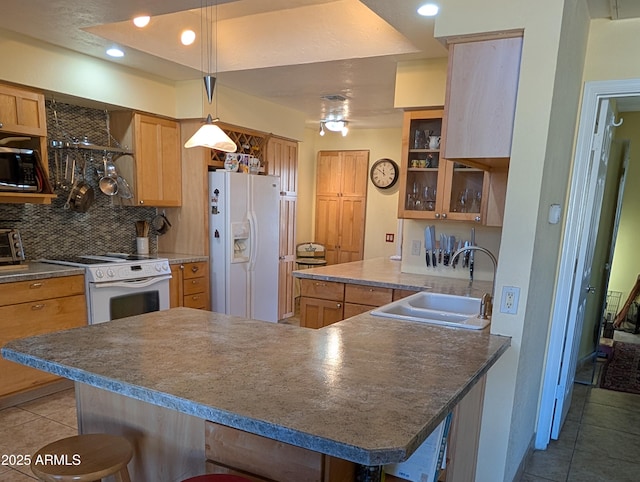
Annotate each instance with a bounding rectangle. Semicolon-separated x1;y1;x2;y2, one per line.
49;138;133;155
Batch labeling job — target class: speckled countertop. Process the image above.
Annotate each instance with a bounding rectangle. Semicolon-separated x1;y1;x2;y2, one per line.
0;253;207;284
157;252;208;264
0;262;84;284
293;257;493;297
2;307;510;466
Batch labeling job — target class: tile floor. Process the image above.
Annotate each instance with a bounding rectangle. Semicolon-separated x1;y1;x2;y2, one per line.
2;329;639;482
0;389;77;481
518;327;640;482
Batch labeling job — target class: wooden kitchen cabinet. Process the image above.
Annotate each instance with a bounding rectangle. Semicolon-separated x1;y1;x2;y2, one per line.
266;136;299;321
299;279;344;329
442;34;523;166
169;262;209;310
205;421;354;481
398;109;507;227
0;275;87;402
343;284;392;319
0;83;55;205
300;280;408;328
0;83;47;137
315;150;368;264
110;112;182;207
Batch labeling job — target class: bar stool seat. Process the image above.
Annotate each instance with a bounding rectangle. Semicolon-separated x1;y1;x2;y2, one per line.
182;475;252;482
31;433;132;482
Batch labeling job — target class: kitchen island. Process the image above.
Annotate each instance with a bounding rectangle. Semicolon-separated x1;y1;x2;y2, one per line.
2;307;510;481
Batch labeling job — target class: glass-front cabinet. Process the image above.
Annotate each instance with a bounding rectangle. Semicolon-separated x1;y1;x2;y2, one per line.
398;109;493;224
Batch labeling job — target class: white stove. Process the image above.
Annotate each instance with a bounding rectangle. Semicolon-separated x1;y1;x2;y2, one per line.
41;254;172;324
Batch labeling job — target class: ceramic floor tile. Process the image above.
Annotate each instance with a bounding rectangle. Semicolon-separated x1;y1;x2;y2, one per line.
17;389;77;430
587;387;640;412
581;401;640;436
523;442;573;482
568;448;640;482
575;423;640;464
519;474;560;482
0;468;37;481
0;416;77;478
0;407;39;429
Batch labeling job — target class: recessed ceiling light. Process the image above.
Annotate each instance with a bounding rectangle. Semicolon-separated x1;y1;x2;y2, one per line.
133;16;151;28
181;30;196;46
106;47;124;58
417;3;439;16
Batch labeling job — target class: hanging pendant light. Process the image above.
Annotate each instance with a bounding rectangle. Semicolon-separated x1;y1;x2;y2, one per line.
184;0;237;152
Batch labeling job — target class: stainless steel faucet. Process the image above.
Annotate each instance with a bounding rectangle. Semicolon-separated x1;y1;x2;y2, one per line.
451;245;498;319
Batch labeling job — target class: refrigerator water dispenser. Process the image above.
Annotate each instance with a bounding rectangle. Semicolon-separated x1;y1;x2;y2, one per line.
231;221;250;263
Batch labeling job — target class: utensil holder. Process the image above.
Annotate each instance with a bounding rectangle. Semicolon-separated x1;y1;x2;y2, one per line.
136;237;149;255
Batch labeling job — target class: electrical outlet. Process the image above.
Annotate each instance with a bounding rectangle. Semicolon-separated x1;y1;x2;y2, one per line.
500;286;520;314
411;240;421;256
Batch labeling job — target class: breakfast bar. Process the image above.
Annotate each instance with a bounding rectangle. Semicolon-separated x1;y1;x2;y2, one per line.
2;307;510;481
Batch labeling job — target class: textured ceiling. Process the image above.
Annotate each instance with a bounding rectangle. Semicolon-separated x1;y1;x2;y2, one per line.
0;0;634;129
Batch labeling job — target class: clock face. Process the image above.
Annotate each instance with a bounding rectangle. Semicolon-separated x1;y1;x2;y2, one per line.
370;158;398;189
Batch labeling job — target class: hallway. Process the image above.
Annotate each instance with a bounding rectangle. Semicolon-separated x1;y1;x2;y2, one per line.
520;325;640;482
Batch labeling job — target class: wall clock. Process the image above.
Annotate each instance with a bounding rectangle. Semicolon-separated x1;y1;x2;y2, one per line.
370;158;399;189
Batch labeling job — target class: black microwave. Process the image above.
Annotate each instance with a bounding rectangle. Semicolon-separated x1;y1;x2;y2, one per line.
0;147;40;192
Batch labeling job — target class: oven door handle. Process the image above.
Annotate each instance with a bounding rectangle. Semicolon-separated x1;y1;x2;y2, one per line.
92;274;172;289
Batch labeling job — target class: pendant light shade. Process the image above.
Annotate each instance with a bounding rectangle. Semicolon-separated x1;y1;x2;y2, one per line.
184;2;237;153
184;114;237;152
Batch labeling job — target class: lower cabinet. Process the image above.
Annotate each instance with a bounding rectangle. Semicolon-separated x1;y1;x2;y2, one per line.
169;261;210;310
0;275;87;399
205;421;355;482
300;279;420;328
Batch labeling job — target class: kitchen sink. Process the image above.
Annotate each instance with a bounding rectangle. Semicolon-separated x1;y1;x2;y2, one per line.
370;291;490;330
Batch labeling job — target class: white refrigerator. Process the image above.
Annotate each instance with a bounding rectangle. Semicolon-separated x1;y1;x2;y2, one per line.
209;171;280;323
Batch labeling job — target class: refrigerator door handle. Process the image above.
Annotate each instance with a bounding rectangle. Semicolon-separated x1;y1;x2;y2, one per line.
248;210;257;271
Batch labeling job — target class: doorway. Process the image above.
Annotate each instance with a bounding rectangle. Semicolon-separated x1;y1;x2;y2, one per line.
536;79;640;450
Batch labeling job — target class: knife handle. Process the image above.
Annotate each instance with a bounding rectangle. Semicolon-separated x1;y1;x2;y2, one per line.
426;252;430;267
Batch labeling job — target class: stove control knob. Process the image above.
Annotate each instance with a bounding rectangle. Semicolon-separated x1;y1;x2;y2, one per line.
95;269;104;279
107;268;115;278
155;264;162;272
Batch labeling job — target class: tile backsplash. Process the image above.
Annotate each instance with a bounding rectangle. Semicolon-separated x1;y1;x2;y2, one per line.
0;101;157;260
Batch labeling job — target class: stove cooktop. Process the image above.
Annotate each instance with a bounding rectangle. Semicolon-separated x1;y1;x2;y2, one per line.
40;255;171;282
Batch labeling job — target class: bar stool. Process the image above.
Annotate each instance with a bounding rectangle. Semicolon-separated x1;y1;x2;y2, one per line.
182;476;252;482
31;433;132;482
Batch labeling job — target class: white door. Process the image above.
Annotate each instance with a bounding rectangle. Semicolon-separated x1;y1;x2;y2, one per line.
550;99;616;439
248;175;280;322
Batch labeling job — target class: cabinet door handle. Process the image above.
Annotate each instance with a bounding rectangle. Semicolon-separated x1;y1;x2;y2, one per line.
336;303;342;308
31;303;45;310
0;122;3;129
30;282;43;289
191;266;199;273
180;265;185;270
475;216;481;222
314;282;327;287
192;295;200;300
441;213;447;219
435;213;441;219
191;280;198;285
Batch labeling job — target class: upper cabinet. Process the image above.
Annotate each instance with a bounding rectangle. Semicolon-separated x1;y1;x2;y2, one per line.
0;84;47;137
442;34;523;168
0;83;55;205
398;109;507;227
110;112;182;207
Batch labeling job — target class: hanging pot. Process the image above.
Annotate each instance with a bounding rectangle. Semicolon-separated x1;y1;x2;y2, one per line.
65;153;94;212
151;211;172;235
